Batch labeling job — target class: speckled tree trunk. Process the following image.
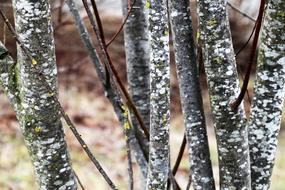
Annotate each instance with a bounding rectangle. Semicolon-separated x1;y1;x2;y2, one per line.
0;0;77;189
197;0;251;189
146;1;170;189
169;0;215;189
122;0;149;183
248;0;285;189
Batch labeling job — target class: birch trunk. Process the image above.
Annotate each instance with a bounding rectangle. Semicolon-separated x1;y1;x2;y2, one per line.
146;1;170;189
122;0;150;183
169;0;215;189
0;0;77;189
197;0;251;189
248;0;285;189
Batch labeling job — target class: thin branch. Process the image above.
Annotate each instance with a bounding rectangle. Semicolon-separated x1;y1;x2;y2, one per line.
81;0;150;140
235;22;257;57
0;9;34;61
125;138;134;190
106;0;136;47
172;134;186;175
73;170;86;190
90;0;106;43
233;21;258;106
59;105;118;190
186;176;192;190
230;0;266;110
0;11;118;190
226;1;256;22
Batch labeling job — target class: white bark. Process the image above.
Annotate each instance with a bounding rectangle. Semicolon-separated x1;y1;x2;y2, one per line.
146;1;170;189
197;0;251;189
1;0;78;188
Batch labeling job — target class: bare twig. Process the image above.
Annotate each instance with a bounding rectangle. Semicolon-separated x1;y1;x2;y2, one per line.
73;170;86;190
90;0;106;43
81;0;150;140
235;22;257;57
172;135;186;175
227;1;256;22
106;0;137;47
230;0;266;110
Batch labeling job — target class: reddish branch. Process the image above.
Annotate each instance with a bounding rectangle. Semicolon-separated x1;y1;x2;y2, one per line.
106;0;137;47
230;0;266;110
172;135;187;175
82;0;150;140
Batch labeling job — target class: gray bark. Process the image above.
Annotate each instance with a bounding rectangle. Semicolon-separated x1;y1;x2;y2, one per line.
0;0;77;189
248;0;285;189
169;0;215;189
122;0;150;183
197;0;251;189
146;1;170;189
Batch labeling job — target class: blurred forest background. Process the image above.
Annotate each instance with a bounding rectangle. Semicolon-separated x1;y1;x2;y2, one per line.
0;0;284;189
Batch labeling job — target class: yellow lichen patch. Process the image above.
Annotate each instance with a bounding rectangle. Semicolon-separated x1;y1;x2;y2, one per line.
276;11;285;18
164;30;169;36
34;126;42;133
146;0;151;9
47;92;54;97
124;135;128;141
121;105;128;117
31;58;37;65
196;31;200;41
207;19;217;27
124;122;130;130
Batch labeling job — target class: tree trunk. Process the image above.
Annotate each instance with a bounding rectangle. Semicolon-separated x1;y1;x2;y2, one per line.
146;1;170;189
248;0;285;189
197;0;251;189
122;0;150;183
0;0;77;189
169;0;215;189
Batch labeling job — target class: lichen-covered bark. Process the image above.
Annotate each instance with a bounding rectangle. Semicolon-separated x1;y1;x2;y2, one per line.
248;1;285;189
4;0;77;189
169;0;215;189
197;0;251;189
146;1;170;189
122;0;149;182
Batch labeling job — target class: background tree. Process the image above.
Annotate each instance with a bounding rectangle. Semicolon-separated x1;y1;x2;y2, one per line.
122;0;150;185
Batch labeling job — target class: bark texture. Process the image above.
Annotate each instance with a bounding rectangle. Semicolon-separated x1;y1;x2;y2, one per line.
169;0;215;189
146;1;170;189
3;0;77;189
197;0;251;189
248;1;285;189
122;0;149;183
